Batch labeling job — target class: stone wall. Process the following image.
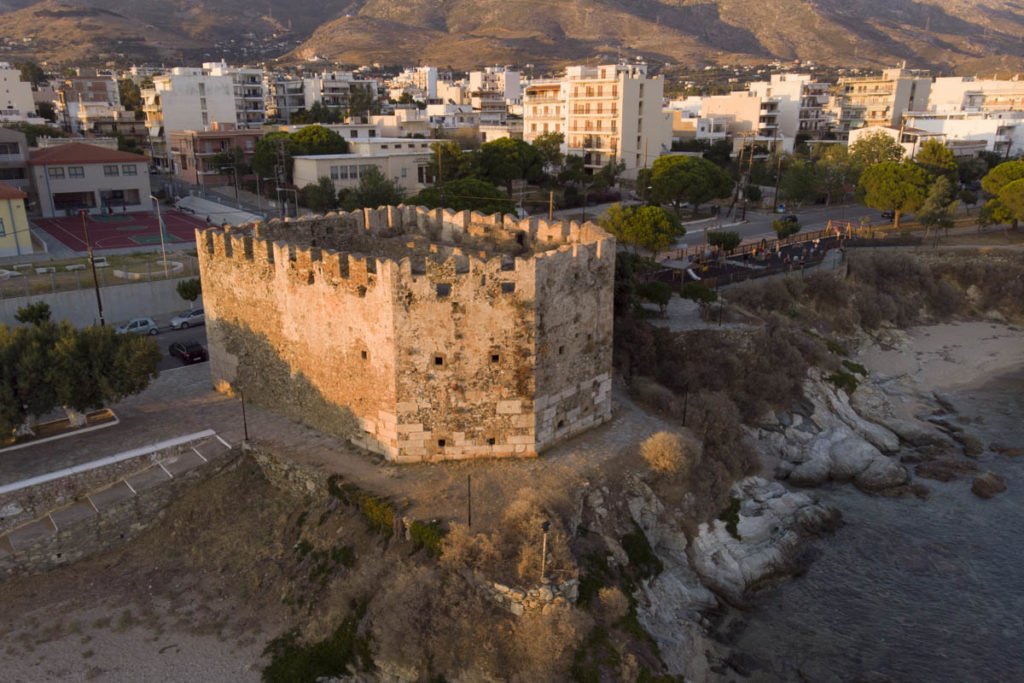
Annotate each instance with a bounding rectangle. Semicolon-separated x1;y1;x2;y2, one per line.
197;205;615;463
0;444;237;579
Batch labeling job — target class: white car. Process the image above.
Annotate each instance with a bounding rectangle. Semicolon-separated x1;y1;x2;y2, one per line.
170;308;205;330
116;317;159;335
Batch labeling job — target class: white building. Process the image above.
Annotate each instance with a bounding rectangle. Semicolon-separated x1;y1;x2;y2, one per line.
388;66;438;101
29;142;151;217
927;76;1024;114
292;137;440;195
0;62;38;121
204;61;267;128
748;73;830;139
834;68;932;134
523;63;672;180
469;67;522;101
902;111;1024;158
847;125;945;160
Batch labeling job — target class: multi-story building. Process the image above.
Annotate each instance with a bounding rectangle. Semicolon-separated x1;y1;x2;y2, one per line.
169;124;264;187
204;61;266;128
28;142;151;217
927;76;1024;114
387;66;438;101
0;180;31;257
699;91;791;153
292;137;440;195
748;73;830;139
0;128;31;197
270;71;379;123
524;63;672;180
0;62;38;121
468;67;522;102
901;110;1024;158
834;68;931;134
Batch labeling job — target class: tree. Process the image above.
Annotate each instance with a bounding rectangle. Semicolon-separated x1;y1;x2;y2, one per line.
209;145;250;181
347;84;379;121
475;138;544;196
531;132;564;179
849;131;904;169
176;278;202;307
814;145;857;205
290;125;349;156
703;140;734;168
600;204;684;256
301;176;340;213
407;177;513;215
778;159;818;206
772;218;801;239
708;231;742;253
648;155;734;217
914;139;957;182
291;102;343;124
917;176;958;238
252;131;294;181
17;61;46;87
36;101;57;123
997;178;1024;228
339;166;404;211
857;161;930;228
427;141;474;184
635;281;672;314
980;160;1024;229
14;302;51;326
118;78;142;111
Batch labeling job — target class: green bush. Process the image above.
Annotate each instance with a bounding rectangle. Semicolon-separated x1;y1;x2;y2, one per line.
680;282;717;303
409;520;446;558
841;360;868;376
262;602;373;682
636;281;672;311
827;370;859;395
620;527;663;580
327;475;396;537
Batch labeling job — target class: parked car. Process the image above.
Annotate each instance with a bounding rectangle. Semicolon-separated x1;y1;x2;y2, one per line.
169;340;209;364
170;308;205;330
780;214;799;224
881;210;895;221
116;317;159;335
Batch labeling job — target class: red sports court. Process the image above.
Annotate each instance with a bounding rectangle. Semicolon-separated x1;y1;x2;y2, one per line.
32;211;209;252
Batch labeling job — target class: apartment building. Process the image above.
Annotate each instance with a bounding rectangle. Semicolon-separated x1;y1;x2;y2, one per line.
928;77;1024;114
835;68;931;133
847;125;945;160
902;110;1024;158
292;138;439;195
0;181;31;257
169;124;264;186
523;63;672;180
0;62;37;121
468;67;521;125
0;128;30;197
29;143;151;217
748;73;830;139
387;66;438;101
204;61;267;128
270;71;379;123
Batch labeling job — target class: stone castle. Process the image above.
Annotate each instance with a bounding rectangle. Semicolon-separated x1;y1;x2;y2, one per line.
195;205;615;463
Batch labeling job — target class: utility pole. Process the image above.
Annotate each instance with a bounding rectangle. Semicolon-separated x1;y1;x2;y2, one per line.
539;521;550;584
549;191;554;221
149;195;169;278
80;210;105;326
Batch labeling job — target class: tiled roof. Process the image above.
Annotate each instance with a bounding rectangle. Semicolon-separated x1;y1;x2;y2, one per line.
0;181;27;200
29;143;148;166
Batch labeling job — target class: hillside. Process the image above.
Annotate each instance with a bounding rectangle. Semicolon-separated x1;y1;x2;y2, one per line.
0;0;1022;72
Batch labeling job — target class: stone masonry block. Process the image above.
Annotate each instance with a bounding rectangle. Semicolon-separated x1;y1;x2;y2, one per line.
496;400;523;415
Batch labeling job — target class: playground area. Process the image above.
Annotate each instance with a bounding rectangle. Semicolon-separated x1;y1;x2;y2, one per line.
32;211;209;253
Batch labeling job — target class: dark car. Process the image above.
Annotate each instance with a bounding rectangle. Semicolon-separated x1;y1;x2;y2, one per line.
169;340;209;364
880;210;895;221
780;214;799;224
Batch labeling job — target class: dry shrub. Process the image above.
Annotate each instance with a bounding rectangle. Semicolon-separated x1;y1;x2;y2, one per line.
596;586;630;623
629;376;676;415
440;491;575;586
366;565;509;678
511;604;590;683
640;431;688;474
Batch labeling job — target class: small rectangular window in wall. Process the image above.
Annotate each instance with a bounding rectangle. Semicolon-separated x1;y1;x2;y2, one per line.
500;282;516;294
103;165;119;176
436;283;451;298
68;166;85;178
121;164;138;175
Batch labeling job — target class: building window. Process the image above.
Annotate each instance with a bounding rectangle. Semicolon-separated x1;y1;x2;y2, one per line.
349;131;358;138
103;165;119;177
0;217;5;237
68;166;85;178
121;164;137;175
400;167;407;178
47;167;65;179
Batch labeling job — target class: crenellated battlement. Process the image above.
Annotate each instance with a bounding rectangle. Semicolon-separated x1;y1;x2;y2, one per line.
197;205;614;291
197;204;615;464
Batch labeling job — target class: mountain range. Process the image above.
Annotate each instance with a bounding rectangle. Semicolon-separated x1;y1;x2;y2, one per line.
1;0;1022;73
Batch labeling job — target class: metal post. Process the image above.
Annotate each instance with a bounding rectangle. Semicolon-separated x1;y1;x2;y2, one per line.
239;387;249;442
549;191;554;221
150;195;169;278
467;474;472;528
539;521;550;583
80;210;105;326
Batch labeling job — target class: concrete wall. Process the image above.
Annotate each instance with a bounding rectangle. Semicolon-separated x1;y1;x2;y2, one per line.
0;275;197;327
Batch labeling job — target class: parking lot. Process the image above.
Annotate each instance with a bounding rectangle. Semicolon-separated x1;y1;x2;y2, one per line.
115;312;208;371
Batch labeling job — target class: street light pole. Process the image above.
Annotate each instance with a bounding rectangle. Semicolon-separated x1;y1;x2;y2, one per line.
80;210;105;326
149;195;169;278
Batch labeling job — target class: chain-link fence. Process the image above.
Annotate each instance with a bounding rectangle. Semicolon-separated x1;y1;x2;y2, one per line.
0;253;200;300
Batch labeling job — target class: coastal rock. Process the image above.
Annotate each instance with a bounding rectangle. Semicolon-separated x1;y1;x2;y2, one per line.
805;376;900;454
688;477;839;605
992;444;1024;458
854;457;909;492
952;432;984;458
830;436;883;480
971;472;1007;499
915;459;979;482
